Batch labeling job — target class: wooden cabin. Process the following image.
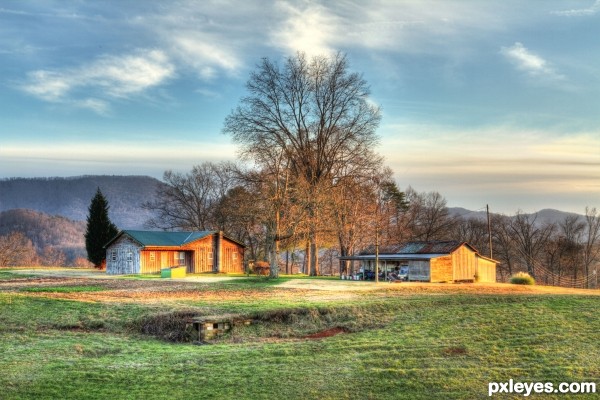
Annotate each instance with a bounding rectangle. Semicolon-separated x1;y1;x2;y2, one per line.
104;230;245;275
340;241;497;283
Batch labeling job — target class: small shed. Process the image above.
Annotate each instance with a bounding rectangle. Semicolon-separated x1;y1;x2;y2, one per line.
104;230;245;275
340;240;498;283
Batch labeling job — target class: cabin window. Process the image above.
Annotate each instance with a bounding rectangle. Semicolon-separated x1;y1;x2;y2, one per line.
149;252;155;262
176;252;186;266
207;251;213;266
111;250;117;262
127;251;133;262
232;250;237;261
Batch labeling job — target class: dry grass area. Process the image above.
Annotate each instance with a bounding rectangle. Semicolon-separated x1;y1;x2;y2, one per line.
1;268;598;305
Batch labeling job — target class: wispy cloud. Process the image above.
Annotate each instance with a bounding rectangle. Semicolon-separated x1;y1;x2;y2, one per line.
552;0;600;16
170;33;241;79
77;98;110;115
500;42;564;82
19;49;175;112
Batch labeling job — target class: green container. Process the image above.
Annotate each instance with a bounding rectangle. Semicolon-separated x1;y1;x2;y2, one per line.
161;268;172;278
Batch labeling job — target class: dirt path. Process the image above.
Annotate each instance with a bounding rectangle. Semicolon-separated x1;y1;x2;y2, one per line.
8;268;237;283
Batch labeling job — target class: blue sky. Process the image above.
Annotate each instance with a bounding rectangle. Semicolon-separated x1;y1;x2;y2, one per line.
1;0;599;214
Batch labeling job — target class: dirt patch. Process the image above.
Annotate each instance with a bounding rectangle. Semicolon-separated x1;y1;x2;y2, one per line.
304;327;348;339
442;346;468;356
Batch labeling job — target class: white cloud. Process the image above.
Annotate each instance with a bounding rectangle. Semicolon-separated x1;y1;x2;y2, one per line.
88;50;175;98
552;0;600;16
21;70;71;101
77;98;110;115
170;33;241;79
19;49;175;112
271;1;338;56
500;42;564;81
129;2;250;80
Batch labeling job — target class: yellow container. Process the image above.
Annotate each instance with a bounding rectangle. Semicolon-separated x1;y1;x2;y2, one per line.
171;266;187;278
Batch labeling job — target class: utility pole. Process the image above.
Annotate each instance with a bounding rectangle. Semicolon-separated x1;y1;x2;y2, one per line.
487;204;493;259
375;227;379;284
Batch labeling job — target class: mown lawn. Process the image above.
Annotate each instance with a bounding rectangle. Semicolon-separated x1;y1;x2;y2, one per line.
0;273;598;399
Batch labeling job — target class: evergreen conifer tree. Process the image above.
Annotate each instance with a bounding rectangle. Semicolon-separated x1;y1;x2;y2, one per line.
85;188;118;268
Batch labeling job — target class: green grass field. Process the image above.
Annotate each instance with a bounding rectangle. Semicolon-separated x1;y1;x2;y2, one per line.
0;269;598;399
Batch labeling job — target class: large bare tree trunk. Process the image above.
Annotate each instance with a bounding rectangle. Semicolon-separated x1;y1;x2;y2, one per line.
304;240;311;275
310;231;319;276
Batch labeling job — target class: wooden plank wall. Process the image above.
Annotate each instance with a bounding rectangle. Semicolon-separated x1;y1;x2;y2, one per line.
452;245;477;281
183;236;214;273
430;256;452;282
106;236;142;275
221;239;244;273
476;258;497;282
140;250;191;274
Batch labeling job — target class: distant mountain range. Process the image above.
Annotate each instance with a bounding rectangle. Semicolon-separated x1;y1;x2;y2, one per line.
448;207;584;225
0;175;164;229
0;176;583;230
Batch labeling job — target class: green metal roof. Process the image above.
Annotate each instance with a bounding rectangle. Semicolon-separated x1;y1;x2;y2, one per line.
120;230;215;247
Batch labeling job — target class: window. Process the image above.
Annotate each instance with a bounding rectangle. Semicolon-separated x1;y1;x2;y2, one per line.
149;252;155;262
111;250;117;262
207;251;213;266
232;250;237;261
127;251;133;262
176;252;186;266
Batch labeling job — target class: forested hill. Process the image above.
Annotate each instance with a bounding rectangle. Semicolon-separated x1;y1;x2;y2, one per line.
0;176;163;229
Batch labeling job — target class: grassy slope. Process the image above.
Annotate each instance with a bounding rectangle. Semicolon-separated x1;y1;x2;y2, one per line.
0;276;598;399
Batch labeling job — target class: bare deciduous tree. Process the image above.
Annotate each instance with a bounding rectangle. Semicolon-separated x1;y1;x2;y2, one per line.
509;212;555;278
0;232;37;267
403;188;455;241
582;207;600;288
224;52;381;276
143;162;236;231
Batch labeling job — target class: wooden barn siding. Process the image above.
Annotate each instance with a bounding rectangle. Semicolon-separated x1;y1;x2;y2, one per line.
476;258;497;283
182;236;214;273
430;256;453;282
220;239;244;273
106;236;141;275
139;250;193;274
452;245;478;281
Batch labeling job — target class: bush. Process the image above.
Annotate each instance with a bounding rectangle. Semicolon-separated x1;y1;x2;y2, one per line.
510;272;535;285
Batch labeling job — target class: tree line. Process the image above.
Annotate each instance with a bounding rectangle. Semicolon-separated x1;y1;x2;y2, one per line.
141;160;600;286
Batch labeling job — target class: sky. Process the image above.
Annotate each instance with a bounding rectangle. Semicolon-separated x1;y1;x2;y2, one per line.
1;0;599;214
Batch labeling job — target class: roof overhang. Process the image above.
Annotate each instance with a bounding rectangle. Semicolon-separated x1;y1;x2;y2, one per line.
339;253;447;261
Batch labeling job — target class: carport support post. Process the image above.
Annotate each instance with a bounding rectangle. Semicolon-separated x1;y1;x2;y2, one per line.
375;229;379;284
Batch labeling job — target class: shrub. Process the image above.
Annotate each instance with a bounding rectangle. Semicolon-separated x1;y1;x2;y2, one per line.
510;272;535;285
